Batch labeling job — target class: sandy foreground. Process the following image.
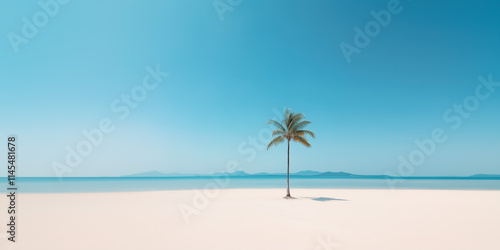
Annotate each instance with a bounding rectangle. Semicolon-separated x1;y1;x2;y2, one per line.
1;188;499;250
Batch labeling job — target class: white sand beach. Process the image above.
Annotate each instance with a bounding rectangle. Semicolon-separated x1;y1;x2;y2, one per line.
1;189;499;250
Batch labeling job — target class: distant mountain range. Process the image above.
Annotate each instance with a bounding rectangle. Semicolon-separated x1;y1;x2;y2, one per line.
121;170;500;179
469;174;500;178
121;170;201;177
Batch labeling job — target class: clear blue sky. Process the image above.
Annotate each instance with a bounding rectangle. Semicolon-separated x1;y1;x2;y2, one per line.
1;0;499;177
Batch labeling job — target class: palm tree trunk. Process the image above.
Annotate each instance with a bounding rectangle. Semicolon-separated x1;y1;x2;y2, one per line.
286;140;290;197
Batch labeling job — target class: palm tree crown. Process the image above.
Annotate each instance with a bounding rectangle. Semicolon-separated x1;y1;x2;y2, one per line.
267;109;315;150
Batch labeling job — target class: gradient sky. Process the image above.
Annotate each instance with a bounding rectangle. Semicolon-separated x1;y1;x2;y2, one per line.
1;0;499;177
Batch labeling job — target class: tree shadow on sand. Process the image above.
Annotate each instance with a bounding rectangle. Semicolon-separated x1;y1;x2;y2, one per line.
303;197;349;202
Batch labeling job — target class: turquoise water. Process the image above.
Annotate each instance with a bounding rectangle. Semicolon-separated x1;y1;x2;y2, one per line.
2;177;500;193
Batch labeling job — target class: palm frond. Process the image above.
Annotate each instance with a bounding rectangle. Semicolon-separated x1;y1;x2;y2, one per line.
267;136;285;150
292;135;311;147
290;120;311;132
267;120;286;131
267;119;286;132
283;114;293;128
287;113;304;130
282;108;294;126
272;129;285;137
295;130;315;138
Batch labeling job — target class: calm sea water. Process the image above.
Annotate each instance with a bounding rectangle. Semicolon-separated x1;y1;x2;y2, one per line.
1;177;500;193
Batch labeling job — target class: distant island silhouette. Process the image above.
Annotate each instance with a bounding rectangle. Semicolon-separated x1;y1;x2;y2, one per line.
121;171;500;179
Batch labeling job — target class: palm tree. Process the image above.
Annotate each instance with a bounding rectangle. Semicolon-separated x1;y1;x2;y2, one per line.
267;108;315;198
